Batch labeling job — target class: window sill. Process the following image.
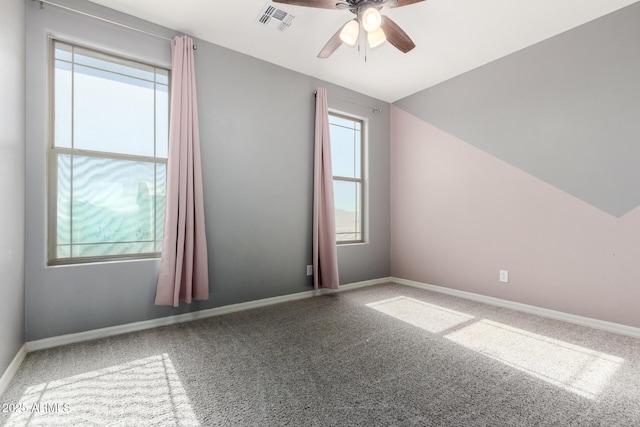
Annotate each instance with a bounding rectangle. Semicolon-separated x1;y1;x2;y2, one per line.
47;254;161;268
337;241;368;247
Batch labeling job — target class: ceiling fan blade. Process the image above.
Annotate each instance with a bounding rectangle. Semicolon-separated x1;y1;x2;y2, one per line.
387;0;426;8
380;16;416;53
318;24;346;58
272;0;340;9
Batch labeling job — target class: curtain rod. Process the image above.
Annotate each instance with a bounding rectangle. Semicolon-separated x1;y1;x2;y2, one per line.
36;0;197;48
314;90;383;114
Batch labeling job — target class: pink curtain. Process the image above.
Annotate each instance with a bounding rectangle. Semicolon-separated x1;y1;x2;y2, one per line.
313;88;340;289
155;36;209;306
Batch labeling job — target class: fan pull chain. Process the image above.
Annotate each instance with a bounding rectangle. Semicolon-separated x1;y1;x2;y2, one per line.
364;36;367;62
359;37;367;62
359;23;367;63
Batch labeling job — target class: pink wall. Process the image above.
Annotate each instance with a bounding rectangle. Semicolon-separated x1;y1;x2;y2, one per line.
391;106;640;328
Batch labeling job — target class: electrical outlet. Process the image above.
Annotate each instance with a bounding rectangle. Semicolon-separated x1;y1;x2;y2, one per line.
499;270;509;283
306;265;313;276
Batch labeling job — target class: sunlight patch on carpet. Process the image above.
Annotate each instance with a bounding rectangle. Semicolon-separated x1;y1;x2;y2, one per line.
5;353;199;426
444;319;624;400
366;296;625;400
366;296;475;333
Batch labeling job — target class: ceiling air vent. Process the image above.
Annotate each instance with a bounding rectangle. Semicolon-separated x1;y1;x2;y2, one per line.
257;3;295;31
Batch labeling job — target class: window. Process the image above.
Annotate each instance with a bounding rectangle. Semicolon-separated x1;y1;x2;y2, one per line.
49;40;169;264
329;112;365;243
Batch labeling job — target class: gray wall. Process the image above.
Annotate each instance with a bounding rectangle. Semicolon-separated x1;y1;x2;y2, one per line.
0;0;26;373
394;2;640;218
25;0;390;340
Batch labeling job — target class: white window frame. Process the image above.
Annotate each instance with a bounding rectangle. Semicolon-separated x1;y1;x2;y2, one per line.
47;39;170;265
329;111;366;245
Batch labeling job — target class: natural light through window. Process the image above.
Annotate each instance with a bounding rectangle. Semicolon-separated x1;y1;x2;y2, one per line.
49;40;168;264
329;113;364;244
366;296;475;334
5;354;199;427
366;297;624;399
445;319;623;400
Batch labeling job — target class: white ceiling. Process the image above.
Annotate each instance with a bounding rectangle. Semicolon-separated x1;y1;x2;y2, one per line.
87;0;640;103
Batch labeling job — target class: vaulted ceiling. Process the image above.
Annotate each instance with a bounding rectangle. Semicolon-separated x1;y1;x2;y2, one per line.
87;0;639;103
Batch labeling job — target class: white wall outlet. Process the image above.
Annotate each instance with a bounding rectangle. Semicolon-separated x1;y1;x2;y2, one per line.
306;265;313;276
499;270;509;283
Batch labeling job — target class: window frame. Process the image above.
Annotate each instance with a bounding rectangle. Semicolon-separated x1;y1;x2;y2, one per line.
329;110;366;245
47;38;170;266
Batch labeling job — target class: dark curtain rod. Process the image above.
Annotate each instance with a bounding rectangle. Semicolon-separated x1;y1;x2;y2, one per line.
314;90;383;113
36;0;197;49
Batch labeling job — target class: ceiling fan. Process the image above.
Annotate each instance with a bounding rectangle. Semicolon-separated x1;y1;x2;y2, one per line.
272;0;425;58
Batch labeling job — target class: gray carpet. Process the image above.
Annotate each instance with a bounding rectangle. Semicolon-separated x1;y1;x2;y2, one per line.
2;283;640;426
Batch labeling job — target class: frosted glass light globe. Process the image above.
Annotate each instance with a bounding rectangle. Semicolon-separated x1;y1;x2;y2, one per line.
340;19;360;46
368;27;386;49
362;7;382;32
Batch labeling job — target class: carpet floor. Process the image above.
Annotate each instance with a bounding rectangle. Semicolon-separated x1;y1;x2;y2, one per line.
2;282;640;426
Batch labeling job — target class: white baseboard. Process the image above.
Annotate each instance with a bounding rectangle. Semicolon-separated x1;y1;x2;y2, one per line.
0;344;27;397
390;277;640;339
328;277;390;293
11;275;639;387
26;277;389;352
26;274;639;352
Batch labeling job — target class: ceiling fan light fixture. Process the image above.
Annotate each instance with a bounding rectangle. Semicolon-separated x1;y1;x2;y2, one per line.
361;7;381;32
339;19;359;47
367;27;386;49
